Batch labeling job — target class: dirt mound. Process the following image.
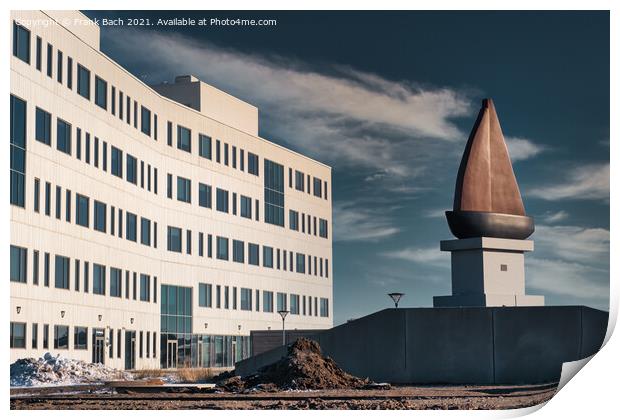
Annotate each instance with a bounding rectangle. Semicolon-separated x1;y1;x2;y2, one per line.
222;338;369;391
10;352;132;387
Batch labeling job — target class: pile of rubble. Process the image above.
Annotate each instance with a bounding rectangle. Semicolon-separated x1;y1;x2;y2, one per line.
219;338;372;391
10;352;132;387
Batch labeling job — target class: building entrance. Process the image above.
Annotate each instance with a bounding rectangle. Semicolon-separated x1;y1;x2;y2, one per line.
166;340;178;368
125;330;136;370
92;328;105;364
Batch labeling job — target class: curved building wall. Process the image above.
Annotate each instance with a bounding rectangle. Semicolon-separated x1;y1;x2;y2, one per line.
10;10;333;370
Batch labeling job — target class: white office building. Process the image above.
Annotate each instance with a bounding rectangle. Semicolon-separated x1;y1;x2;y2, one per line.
10;10;333;370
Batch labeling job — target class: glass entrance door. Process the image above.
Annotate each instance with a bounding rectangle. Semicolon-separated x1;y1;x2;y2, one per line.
125;330;136;370
166;340;178;368
92;328;105;364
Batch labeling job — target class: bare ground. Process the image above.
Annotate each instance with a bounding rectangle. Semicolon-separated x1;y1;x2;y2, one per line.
10;383;557;410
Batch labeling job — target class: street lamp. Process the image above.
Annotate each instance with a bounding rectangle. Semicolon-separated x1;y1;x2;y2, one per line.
388;292;405;308
278;310;289;346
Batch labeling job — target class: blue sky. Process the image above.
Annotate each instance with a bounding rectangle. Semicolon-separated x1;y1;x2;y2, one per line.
85;11;610;325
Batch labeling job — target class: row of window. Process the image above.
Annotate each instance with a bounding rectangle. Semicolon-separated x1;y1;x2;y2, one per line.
289;209;329;239
198;284;329;317
9;322;157;361
10;245;157;302
10;94;26;208
35;105;160;196
13;21;160;143
290;167;329;201
32;179;158;249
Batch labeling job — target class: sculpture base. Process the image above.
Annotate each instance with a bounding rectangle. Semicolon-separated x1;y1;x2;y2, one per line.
433;237;544;308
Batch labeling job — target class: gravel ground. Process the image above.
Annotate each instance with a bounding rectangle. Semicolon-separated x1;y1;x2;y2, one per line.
11;383;557;410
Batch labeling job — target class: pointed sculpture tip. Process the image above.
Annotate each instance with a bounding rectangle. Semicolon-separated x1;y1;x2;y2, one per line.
482;98;494;108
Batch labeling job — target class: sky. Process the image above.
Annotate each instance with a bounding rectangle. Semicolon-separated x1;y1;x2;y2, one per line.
85;11;610;326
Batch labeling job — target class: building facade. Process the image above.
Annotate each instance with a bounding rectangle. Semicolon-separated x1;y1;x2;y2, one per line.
10;10;333;370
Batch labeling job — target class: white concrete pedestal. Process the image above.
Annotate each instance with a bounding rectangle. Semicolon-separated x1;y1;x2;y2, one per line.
433;237;544;307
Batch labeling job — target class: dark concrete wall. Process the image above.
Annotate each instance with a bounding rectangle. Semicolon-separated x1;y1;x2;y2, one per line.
236;306;608;385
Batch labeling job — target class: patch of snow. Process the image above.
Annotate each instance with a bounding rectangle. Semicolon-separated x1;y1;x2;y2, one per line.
10;352;132;387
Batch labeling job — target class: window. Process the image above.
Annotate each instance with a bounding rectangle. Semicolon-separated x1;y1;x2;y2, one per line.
294;171;305;193
296;253;306;273
240;149;245;171
66;189;71;222
199;134;212;159
85;133;91;164
216;285;221;308
186;230;192;254
35;107;51;145
167;226;182;252
56;118;72;155
216;188;229;213
240;195;252;219
74;327;87;349
36;36;41;70
33;179;40;213
44;253;50;287
216;140;221;163
111;146;123;177
320;298;329;317
167;173;173;198
95;76;107;109
263;291;273;312
233;240;245;263
224;143;229;166
77;64;90;99
320;218;329;238
67;57;73;89
93;264;106;295
232;192;237;215
167;121;172;146
248;243;259;266
76;194;89;227
46;43;53;77
126;212;137;242
10;95;26;208
263;246;274;268
10;322;26;348
216;236;229;260
32;323;38;349
141;106;151;136
208;234;213;258
110;267;122;297
177;176;191;203
55;186;61;219
57;50;63;83
140;274;150;302
54;325;69;349
232;146;237;168
10;245;27;283
277;292;287;312
247;152;259;176
43;324;49;349
291;294;300;315
289;210;299;231
264;159;285;226
199;183;212;208
141;217;151;246
54;255;70;289
33;250;39;285
313;177;322;197
177;125;191;152
199;283;212;307
241;288;252;311
94;201;106;233
134;100;138;129
199;232;204;256
126;154;137;184
12;22;30;64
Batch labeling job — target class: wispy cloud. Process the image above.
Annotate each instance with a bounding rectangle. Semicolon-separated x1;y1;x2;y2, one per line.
382;246;448;266
333;200;400;242
541;210;569;223
533;224;609;265
505;136;546;162
104;29;472;180
527;258;609;302
528;163;609;201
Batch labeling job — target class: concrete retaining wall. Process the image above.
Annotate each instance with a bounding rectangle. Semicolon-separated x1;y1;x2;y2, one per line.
236;306;608;384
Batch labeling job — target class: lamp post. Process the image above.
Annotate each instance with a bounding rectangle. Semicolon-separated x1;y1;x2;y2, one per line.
278;310;289;346
388;292;405;308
